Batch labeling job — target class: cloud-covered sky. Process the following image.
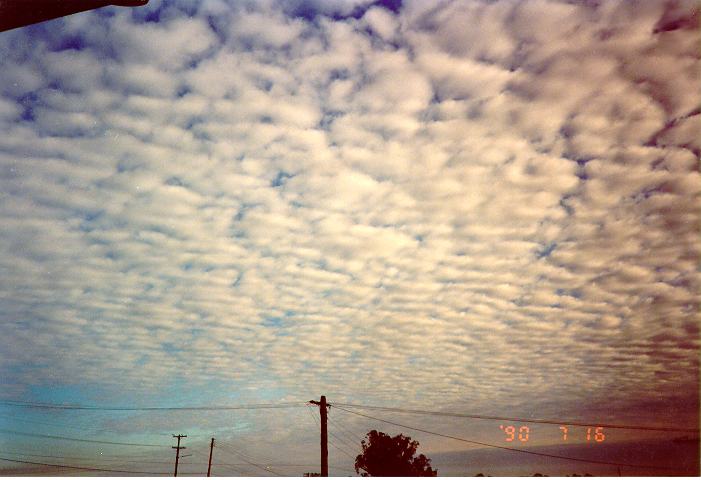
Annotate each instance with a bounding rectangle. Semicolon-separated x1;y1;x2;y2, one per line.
0;0;699;475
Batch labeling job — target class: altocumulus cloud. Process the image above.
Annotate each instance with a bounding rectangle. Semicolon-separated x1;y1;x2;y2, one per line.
0;0;698;442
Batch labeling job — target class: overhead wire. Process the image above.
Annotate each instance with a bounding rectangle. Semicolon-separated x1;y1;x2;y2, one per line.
206;461;356;474
327;413;365;443
53;440;183;474
0;455;169;475
329;402;698;433
213;439;285;476
0;428;168;447
327;427;359;456
204;450;246;476
216;436;278;466
305;404;357;462
0;412;97;432
333;405;680;471
212;462;250;476
215;445;281;477
6;397;686;473
0;412;195;450
175;443;210;476
234;462;357;474
4;398;692;432
328;429;358;453
224;408;323;467
0;399;307;411
306;403;321;427
185;440;255;476
16;456;355;473
328;433;358;461
0;450;167;462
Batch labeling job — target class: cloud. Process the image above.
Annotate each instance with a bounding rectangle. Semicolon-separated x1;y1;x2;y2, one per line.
361;6;398;42
0;0;698;469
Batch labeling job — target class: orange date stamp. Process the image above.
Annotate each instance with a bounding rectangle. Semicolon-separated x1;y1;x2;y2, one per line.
499;425;606;443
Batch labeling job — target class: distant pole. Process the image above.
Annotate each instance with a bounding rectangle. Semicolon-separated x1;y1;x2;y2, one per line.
310;395;328;477
172;434;187;477
207;437;215;477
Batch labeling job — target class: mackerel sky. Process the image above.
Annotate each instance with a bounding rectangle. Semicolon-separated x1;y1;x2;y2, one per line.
0;0;699;475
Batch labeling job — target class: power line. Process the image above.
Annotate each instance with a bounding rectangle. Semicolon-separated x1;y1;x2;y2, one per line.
215;462;357;473
0;412;196;443
0;399;307;411
328;432;357;461
306;404;357;463
0;412;97;432
216;437;278;466
214;439;285;476
0;450;166;462
329;402;698;433
211;461;249;476
216;444;284;477
306;403;321;428
0;428;169;447
212;461;356;475
0;455;168;475
106;457;353;471
327;413;365;443
215;409;323;467
328;428;358;453
178;442;218;476
333;405;679;471
4;398;692;431
327;425;359;456
0;450;407;475
181;444;211;460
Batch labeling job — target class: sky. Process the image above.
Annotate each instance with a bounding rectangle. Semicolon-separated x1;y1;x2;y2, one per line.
0;0;699;476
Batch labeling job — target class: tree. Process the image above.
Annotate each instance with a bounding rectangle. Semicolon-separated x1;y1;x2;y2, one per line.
354;430;437;477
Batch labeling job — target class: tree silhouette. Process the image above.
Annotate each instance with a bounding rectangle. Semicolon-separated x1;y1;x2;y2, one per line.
354;430;437;477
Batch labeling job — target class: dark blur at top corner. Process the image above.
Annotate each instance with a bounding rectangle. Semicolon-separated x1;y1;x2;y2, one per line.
0;0;149;33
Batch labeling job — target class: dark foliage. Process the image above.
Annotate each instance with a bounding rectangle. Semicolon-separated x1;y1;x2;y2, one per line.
354;430;437;477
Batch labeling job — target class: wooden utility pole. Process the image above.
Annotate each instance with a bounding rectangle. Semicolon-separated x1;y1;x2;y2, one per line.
310;395;328;477
207;437;215;477
172;434;187;477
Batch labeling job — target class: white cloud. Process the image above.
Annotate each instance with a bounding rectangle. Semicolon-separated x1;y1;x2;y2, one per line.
109;14;218;69
0;0;698;470
361;6;398;42
229;11;306;50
